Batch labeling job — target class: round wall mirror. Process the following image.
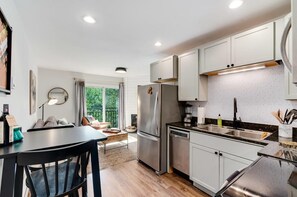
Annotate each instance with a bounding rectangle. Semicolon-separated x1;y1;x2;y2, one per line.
48;87;69;105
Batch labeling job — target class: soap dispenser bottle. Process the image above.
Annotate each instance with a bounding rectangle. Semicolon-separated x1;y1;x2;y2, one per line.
217;114;222;127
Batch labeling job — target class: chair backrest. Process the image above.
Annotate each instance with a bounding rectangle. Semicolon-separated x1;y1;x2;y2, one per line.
17;140;96;197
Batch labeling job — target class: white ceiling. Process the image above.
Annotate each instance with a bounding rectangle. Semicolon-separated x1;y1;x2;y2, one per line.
14;0;290;77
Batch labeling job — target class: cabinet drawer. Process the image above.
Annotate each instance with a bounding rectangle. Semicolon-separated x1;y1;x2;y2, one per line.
190;131;263;161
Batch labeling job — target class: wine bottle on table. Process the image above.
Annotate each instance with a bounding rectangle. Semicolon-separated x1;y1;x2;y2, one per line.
1;104;9;145
0;114;4;145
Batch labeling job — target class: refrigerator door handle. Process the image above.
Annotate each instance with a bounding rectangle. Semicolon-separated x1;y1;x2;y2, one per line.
281;17;292;72
138;132;159;142
152;91;159;135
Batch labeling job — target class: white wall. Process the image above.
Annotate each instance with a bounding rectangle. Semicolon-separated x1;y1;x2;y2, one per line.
124;75;150;126
38;68;123;124
0;1;36;130
0;2;36;190
189;64;297;126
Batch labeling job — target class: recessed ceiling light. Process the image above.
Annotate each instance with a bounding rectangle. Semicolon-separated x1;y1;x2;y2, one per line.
229;0;243;9
155;42;162;47
83;16;96;24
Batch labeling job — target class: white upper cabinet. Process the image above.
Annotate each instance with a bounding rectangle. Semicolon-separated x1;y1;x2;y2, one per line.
231;22;274;67
178;50;207;101
150;55;178;83
200;38;231;73
200;22;276;74
275;17;285;61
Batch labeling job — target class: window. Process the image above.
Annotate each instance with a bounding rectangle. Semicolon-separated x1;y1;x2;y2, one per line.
86;86;119;127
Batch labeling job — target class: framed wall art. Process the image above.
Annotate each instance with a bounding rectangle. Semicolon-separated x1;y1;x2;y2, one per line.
29;70;36;115
0;8;12;94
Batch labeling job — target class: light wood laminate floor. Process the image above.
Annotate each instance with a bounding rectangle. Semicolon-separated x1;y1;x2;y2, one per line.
87;160;209;197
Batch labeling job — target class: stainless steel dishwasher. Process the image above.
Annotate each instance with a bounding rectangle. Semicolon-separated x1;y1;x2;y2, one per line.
169;127;189;175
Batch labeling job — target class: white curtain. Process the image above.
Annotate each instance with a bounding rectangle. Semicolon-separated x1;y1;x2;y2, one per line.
75;80;86;126
118;82;125;130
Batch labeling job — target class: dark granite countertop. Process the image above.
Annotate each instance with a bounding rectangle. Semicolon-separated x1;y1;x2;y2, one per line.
258;140;297;165
168;121;297;195
168;122;270;146
217;156;297;196
168;121;297;165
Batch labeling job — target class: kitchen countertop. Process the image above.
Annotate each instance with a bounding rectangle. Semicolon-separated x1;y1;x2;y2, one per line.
168;122;297;196
168;122;297;163
258;140;297;165
217;156;297;196
168;122;271;146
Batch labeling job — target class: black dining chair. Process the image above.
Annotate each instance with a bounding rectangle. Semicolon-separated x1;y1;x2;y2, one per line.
16;140;100;197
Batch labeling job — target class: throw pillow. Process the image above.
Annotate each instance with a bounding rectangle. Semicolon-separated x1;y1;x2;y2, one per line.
57;118;68;125
45;116;57;124
44;121;57;128
33;119;45;128
44;116;57;128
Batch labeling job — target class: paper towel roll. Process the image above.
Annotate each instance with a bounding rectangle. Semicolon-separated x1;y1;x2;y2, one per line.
197;107;205;125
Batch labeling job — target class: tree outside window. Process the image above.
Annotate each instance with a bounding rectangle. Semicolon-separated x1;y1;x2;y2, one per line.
86;87;119;127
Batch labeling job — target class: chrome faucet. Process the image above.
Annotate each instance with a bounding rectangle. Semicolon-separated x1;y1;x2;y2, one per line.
233;98;241;129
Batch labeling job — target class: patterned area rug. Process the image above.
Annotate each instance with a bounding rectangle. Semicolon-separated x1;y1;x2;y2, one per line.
88;133;137;172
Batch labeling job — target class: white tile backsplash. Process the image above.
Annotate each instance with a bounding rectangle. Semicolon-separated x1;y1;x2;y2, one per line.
190;64;297;126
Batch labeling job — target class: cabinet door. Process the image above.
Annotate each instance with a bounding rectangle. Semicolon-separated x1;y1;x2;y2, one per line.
231;22;274;67
178;50;199;101
190;143;220;193
159;56;175;80
284;67;297;99
219;152;252;186
275;17;285;61
150;62;160;82
200;38;231;74
150;55;177;82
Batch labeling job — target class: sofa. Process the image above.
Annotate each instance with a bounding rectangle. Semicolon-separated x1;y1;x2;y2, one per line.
28;116;74;132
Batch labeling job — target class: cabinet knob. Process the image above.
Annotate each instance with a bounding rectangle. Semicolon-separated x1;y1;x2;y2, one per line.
219;153;223;156
231;64;234;67
195;98;198;101
227;65;230;68
215;152;218;155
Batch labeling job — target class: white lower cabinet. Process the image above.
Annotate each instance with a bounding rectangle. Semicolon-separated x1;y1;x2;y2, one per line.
190;143;220;192
219;152;252;186
189;131;263;194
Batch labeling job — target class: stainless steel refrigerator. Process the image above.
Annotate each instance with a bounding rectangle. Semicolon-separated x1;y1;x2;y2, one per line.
137;84;183;175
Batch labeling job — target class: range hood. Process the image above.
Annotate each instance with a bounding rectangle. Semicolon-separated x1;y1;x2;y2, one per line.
281;0;297;83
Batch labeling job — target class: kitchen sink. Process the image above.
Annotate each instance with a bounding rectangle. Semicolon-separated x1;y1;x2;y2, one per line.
193;124;230;134
225;129;271;140
193;124;271;141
